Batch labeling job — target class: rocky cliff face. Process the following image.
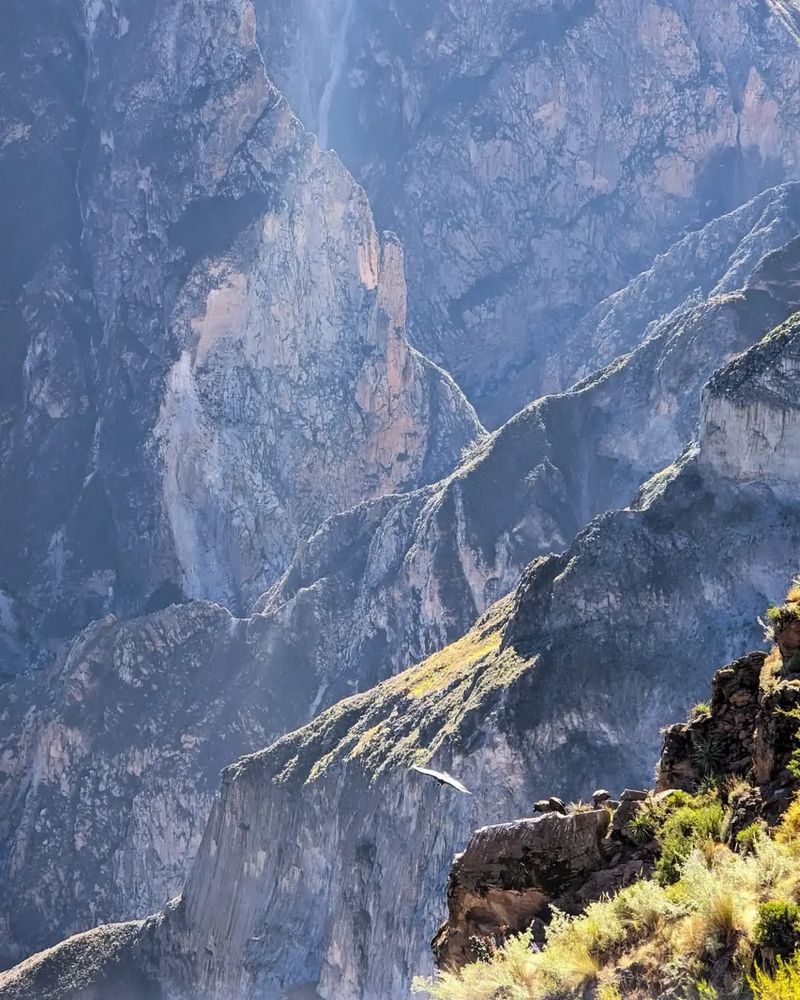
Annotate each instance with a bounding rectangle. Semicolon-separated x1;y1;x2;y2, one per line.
3;184;800;969
0;0;480;656
158;313;800;998
253;187;800;695
6;313;800;999
258;0;800;423
5;1;800;994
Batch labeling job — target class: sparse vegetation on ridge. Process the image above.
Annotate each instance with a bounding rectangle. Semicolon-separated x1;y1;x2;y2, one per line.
414;795;800;999
263;594;530;787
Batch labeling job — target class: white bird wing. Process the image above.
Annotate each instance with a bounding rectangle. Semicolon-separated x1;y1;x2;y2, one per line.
410;764;471;794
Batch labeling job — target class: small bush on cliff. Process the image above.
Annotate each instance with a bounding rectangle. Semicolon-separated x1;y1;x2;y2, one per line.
754;901;800;962
627;807;660;844
724;774;756;804
738;821;768;854
690;735;725;779
412;932;540;999
764;604;800;643
777;794;800;849
654;794;725;884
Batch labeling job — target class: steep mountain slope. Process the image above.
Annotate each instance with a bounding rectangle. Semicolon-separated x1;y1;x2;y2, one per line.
258;0;800;422
0;0;480;658
2;187;799;968
254;187;800;695
5;313;800;999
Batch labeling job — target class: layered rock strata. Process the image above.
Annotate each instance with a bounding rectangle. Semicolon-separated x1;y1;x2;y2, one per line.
0;0;481;653
5;189;800;965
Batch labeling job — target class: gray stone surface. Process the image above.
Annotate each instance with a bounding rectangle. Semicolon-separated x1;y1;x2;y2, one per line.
0;0;481;660
3;184;800;968
4;1;800;996
258;0;800;423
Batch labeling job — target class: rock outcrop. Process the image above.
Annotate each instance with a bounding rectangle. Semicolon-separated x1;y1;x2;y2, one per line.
0;0;480;654
432;809;618;969
7;314;800;998
6;0;800;991
259;0;800;422
657;651;765;792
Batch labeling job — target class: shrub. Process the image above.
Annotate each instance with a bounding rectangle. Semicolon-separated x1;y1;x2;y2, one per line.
764;605;800;643
674;848;759;961
755;902;800;961
691;735;725;778
627;806;660;844
611;878;675;937
654;796;726;884
543;904;621;966
691;702;711;719
750;954;800;1000
777;794;800;849
737;822;767;854
411;932;539;1000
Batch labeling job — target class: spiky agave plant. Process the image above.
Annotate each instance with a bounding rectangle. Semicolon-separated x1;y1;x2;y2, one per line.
627;808;660;844
691;734;725;778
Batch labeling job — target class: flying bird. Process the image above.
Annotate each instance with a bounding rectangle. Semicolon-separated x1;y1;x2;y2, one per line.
410;764;471;795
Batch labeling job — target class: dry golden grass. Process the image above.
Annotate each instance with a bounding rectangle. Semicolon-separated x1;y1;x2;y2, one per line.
414;794;800;1000
406;631;501;699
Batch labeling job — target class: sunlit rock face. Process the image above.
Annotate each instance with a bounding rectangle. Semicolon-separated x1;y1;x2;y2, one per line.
258;0;800;423
700;309;800;498
151;316;800;1000
4;0;800;994
253;190;800;703
0;0;480;656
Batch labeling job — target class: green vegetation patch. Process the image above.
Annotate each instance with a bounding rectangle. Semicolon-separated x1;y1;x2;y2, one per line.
654;793;725;884
415;787;800;999
754;901;800;962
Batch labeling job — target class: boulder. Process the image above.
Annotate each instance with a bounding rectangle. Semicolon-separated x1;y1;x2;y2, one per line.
620;789;648;802
433;810;610;969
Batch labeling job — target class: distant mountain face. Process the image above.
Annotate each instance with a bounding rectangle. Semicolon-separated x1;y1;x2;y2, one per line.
1;182;799;971
4;312;800;1000
258;0;800;423
255;186;800;698
0;0;480;663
